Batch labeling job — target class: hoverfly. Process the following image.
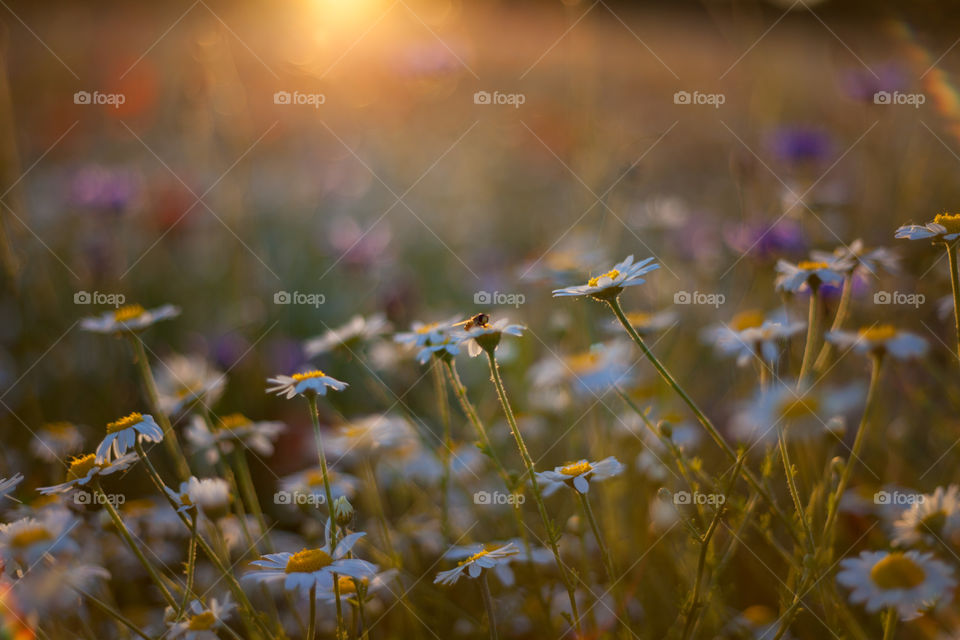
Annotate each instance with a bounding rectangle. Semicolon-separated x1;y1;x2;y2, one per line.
452;313;490;331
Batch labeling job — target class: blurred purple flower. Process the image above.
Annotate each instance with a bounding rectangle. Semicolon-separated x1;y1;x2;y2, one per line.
839;64;906;103
69;165;141;212
724;219;806;260
328;217;392;269
767;126;833;166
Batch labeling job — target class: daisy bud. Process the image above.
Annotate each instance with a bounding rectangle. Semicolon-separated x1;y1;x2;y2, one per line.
658;421;673;439
566;515;583;535
830;456;845;478
334;496;354;526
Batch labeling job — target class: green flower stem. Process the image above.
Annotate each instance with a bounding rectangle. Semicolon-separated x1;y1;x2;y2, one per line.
798;286;822;383
822;354;883;552
431;359;453;541
484;350;582;636
73;587;152;640
133;441;273;639
177;514;199;617
95;481;178;609
230;448;272;552
882;607;897;640
126;335;191;481
479;572;498;640
778;432;816;555
578;491;614;583
308;584;317;640
607;297;800;546
305;395;345;637
947;242;960;362
814;273;853;372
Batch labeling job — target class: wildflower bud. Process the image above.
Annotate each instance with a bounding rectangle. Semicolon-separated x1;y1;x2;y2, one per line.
658;421;673;439
474;331;502;354
334;496;354;526
566;515;583;535
830;456;845;477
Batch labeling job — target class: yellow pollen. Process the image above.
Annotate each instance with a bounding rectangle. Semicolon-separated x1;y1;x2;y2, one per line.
731;310;765;332
66;453;98;481
107;412;143;434
566;351;600;372
337;575;368;593
113;304;145;323
741;605;776;627
187;611;216;630
9;525;52;548
934;213;960;234
285;548;334;573
859;325;897;342
560;461;592;476
43;421;74;435
797;261;828;271
415;323;439;335
217;413;251;431
292;370;326;382
870;553;926;590
588;269;620;288
459;549;490;566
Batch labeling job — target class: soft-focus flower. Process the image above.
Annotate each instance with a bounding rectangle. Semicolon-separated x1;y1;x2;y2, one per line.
837;550;955;620
826;326;928;360
730;380;862;443
724;219;806;260
317;570;397;605
39;452;138;494
775;259;844;293
327;414;415;460
892;485;960;547
0;511;78;570
896;214;960;243
246;532;377;595
30;422;83;462
184;413;285;465
166;596;235;640
165;477;232;520
95;413;163;463
529;341;634;399
454;318;525;358
434;542;519;586
279;467;360;502
536;457;625;495
0;474;23;501
304;314;391;357
154;354;226;416
80;304;180;333
552;255;660;300
809;239;899;277
395;318;461;363
266;370;348;399
702;309;805;366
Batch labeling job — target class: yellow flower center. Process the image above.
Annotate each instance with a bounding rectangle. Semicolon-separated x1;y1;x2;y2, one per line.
187;611;216;630
859;325;897;342
415;323;439;335
292;370;326;382
870;553;926;590
459;549;490;566
560;461;592;476
175;385;200;398
797;261;828;271
113;304;145;323
588;269;620;288
741;605;776;627
66;453;98;481
107;412;143;434
9;525;52;548
731;310;765;332
337;575;368;594
934;213;960;234
778;396;820;420
304;469;328;487
43;421;74;435
285;548;334;574
566;351;600;373
216;413;251;431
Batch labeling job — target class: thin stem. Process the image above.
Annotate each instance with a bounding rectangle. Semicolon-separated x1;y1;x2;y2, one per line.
308;584;317;640
778;431;816;555
814;273;852;372
231;448;272;552
798;286;821;383
479;573;498;640
607;297;800;546
73;587;152;640
177;515;199;616
484;349;581;636
578;492;614;583
882;607;897;640
947;243;960;362
126;336;191;480
431;359;453;541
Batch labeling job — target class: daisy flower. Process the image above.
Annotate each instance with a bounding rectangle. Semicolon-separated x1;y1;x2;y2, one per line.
266;370;348;399
552;255;660;300
896;213;960;243
395;318;461;363
775;259;844;293
39;452;138;495
154;354;226;416
529;341;634;399
809;239;899;277
837;550;956;620
95;412;163;464
0;510;78;569
184;413;285;465
441;540;551;587
826;325;928;360
29;422;83;462
166;596;234;640
80;303;180;333
245;532;378;596
0;474;23;501
536;457;625;496
892;485;960;547
455;318;525;357
165;477;232;520
434;541;519;586
702;309;806;367
327;414;415;460
279;467;360;502
730;380;863;443
304;314;391;357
